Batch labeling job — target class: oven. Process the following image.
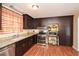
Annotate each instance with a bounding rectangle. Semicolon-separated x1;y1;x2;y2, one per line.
37;27;48;45
48;32;59;45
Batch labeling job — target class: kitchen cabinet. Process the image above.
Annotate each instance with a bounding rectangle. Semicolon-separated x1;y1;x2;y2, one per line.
58;16;73;46
23;14;42;29
26;35;37;50
15;34;37;56
23;14;34;29
33;19;42;29
32;35;37;44
15;38;26;56
27;37;33;49
15;37;31;56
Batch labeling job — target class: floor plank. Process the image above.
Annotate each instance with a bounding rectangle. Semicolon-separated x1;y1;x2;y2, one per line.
23;44;79;56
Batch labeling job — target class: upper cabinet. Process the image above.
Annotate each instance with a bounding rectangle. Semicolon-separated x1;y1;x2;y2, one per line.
23;14;34;29
23;14;42;29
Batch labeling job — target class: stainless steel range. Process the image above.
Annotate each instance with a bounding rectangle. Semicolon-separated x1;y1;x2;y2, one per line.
37;24;59;46
37;27;48;45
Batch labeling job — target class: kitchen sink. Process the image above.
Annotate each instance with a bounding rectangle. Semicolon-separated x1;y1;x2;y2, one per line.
0;33;18;40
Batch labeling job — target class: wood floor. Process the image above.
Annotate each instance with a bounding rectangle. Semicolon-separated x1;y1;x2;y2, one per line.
23;44;79;56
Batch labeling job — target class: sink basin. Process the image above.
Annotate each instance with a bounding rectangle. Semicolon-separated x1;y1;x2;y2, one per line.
0;33;17;40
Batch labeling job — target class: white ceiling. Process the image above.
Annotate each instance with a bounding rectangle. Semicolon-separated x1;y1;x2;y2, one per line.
2;3;79;18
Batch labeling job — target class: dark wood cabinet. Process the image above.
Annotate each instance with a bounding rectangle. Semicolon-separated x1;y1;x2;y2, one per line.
33;19;42;28
15;34;37;56
32;35;37;44
23;14;42;29
0;3;2;30
58;16;73;46
15;38;26;56
27;37;33;48
23;14;34;29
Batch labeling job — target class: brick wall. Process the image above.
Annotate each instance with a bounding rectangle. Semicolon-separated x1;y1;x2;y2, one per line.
2;7;23;33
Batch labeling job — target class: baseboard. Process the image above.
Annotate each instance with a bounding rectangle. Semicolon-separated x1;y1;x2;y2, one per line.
72;45;79;52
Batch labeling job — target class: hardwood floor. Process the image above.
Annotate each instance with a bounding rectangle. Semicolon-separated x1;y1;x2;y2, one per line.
23;44;79;56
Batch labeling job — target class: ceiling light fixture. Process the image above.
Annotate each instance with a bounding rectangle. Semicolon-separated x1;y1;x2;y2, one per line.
32;4;39;10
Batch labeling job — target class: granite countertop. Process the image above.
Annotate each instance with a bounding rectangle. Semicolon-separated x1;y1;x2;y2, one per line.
0;29;39;49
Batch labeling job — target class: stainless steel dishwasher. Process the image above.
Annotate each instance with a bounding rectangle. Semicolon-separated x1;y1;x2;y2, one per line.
0;44;15;56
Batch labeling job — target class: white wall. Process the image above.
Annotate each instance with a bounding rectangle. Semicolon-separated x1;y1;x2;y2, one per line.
73;12;79;52
78;17;79;51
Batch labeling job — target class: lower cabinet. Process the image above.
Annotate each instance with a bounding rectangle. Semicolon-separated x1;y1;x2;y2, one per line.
15;34;37;56
32;35;37;44
15;39;26;56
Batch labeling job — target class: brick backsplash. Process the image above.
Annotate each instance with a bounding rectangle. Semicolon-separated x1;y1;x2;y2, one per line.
2;7;23;33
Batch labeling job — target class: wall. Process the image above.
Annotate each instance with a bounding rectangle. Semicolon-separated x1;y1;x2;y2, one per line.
0;4;2;30
78;16;79;52
2;7;23;33
73;14;78;51
73;12;79;52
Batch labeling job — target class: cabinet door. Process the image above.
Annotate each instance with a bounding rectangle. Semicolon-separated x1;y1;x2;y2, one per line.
23;14;34;29
35;35;37;43
15;45;23;56
25;37;32;51
23;15;27;29
32;35;37;44
29;37;33;48
25;38;30;51
27;19;32;29
59;17;73;46
59;29;66;45
15;39;26;56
